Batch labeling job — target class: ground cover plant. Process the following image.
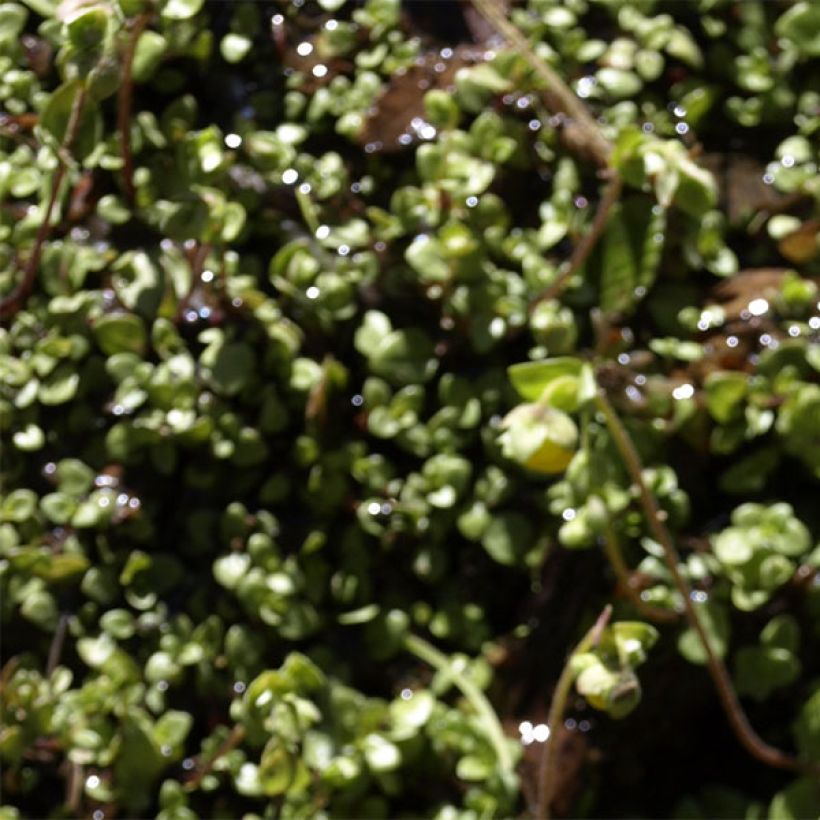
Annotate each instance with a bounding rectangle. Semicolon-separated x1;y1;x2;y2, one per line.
1;0;819;816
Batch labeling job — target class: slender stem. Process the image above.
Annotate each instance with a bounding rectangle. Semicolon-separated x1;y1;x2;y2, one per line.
117;13;150;204
470;0;612;168
529;175;623;312
184;724;246;792
601;523;678;624
403;633;514;775
0;86;87;321
46;613;70;677
593;388;817;775
535;605;611;820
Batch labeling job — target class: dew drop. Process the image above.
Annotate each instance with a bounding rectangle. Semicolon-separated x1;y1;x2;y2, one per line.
748;298;768;316
532;723;550;742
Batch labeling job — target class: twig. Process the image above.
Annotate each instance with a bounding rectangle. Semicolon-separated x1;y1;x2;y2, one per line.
184;724;246;792
117;13;150;204
403;633;515;777
529;174;623;311
535;605;611;820
470;0;611;168
0;86;87;322
46;613;70;677
601;523;679;624
593;388;817;776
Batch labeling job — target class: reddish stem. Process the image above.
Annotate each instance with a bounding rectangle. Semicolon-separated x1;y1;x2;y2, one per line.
117;13;150;205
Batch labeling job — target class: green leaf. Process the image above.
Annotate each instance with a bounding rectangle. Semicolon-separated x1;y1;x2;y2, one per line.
734;645;800;701
153;710;193;753
363;734;401;772
258;738;298;795
597;68;643;99
132;31;167;83
38;364;80;405
221;33;252;64
2;490;38;523
775;2;820;57
93;313;147;356
213;553;251;589
769;778;820;820
65;6;109;51
40;80;102;160
793;688;820;762
677;600;730;665
77;633;116;668
369;328;438;386
161;0;205;21
0;3;27;42
507;358;585;402
208;342;255;397
481;512;533;566
13;424;45;451
55;459;95;496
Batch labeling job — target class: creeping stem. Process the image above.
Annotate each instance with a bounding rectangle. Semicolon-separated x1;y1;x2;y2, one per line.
117;13;151;204
529;175;623;311
404;633;515;776
471;0;611;168
593;388;816;776
0;86;87;322
535;605;611;820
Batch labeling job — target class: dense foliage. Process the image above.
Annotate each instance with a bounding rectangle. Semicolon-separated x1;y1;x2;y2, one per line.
1;0;819;817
